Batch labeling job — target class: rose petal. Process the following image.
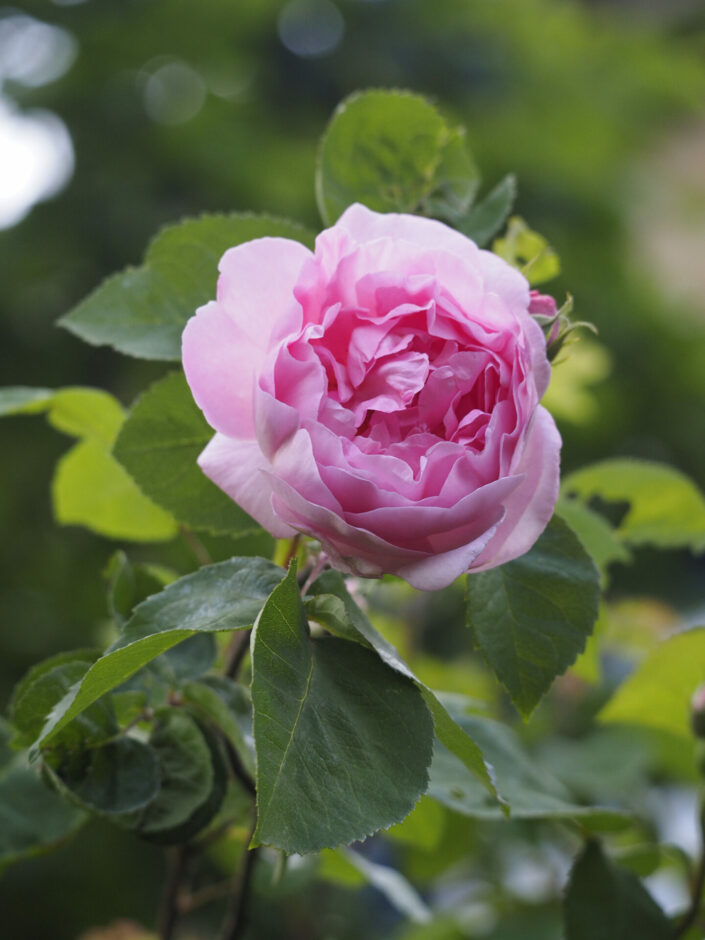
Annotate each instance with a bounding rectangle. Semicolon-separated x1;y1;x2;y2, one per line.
198;433;295;538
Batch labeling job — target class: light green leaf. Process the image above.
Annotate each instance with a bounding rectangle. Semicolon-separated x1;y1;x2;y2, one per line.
564;841;671;940
0;758;86;872
428;711;626;828
600;627;705;739
306;571;499;804
50;737;161;815
562;458;705;553
556;497;632;584
458;174;517;247
0;386;124;444
113;371;257;536
0;385;178;542
252;565;434;854
59;214;315;361
33;557;284;752
316;89;470;225
493;216;560;285
53;439;177;541
466;515;600;718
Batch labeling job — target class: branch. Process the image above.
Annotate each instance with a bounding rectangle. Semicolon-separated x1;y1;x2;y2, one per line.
157;846;189;940
218;821;259;940
674;809;705;938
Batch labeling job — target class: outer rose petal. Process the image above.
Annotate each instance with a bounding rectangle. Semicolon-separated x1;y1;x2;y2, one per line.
217;237;312;348
198;433;296;538
470;406;561;571
183;302;263;438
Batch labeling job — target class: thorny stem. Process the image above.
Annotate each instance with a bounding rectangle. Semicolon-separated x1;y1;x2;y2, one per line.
217;820;260;940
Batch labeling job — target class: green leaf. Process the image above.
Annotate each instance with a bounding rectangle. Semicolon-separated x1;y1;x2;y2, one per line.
493;216;560;285
0;386;124;444
556;497;632;585
33;558;284;752
562;459;705;553
51;737;161;815
0;758;86;872
0;385;178;542
600;627;705;739
305;571;499;804
113;371;257;536
316;89;473;225
183;677;255;778
428;711;626;829
564;841;671;939
128;710;215;838
252;565;434;854
9;649;98;726
421;126;481;221
105;551;176;626
466;515;600;718
457;174;517;247
53;438;177;541
59;213;315;361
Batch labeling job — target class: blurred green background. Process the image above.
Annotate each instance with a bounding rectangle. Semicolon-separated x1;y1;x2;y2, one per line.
1;0;705;937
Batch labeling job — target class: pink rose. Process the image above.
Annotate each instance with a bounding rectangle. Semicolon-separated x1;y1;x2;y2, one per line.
182;204;561;590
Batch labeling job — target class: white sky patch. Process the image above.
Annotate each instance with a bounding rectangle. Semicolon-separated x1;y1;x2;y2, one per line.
0;12;76;229
0;98;74;229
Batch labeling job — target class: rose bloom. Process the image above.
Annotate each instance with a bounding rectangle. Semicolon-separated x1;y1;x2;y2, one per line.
182;204;561;590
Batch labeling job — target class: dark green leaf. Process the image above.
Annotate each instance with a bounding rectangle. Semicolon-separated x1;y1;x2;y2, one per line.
59;214;315;361
562;458;705;553
33;558;284;752
52;737;160;815
0;759;86;871
183;677;255;778
306;570;499;803
466;515;600;718
113;371;258;536
105;550;176;625
139;718;228;845
12;658;115;751
564;841;671;939
428;711;626;828
130;710;214;838
252;566;433;854
317;89;464;224
457;174;517;247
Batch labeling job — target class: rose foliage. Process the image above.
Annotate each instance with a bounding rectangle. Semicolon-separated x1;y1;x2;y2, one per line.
2;90;705;940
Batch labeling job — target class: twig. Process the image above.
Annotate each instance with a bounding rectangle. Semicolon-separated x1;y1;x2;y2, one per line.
300;552;329;597
179;525;212;567
221;735;256;797
674;844;705;938
157;846;190;940
218;821;259;940
177;878;233;915
224;628;252;679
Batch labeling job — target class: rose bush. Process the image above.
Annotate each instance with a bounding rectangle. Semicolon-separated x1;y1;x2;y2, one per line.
182;204;561;590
